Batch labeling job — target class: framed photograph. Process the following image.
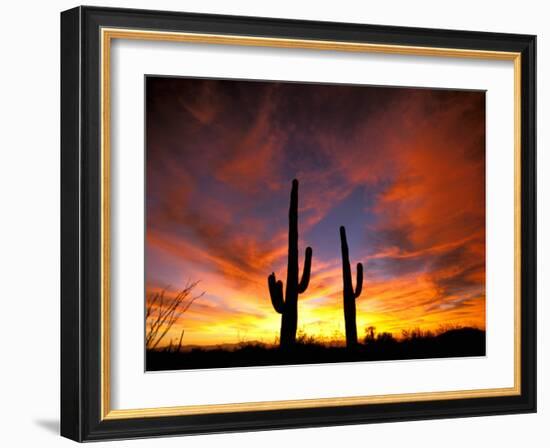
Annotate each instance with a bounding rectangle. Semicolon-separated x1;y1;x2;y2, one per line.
60;6;536;441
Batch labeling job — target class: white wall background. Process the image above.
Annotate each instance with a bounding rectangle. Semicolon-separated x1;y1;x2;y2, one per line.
0;0;546;446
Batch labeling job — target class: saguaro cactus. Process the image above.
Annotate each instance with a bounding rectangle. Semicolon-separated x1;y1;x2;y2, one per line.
268;179;313;348
340;226;363;348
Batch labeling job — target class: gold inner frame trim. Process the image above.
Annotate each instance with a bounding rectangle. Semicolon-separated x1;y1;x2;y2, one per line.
100;27;522;420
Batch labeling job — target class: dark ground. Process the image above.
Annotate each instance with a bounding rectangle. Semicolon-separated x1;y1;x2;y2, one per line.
146;327;485;371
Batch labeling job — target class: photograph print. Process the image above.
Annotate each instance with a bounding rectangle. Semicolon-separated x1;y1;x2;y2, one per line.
145;77;486;371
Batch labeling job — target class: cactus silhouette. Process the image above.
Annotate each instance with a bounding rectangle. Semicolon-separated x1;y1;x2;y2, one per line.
268;179;313;348
340;226;363;348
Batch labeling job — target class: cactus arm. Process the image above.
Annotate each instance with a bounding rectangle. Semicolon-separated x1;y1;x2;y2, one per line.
268;273;285;314
355;262;363;298
298;246;313;293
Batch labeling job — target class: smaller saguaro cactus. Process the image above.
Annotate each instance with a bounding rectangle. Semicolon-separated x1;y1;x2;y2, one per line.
268;179;313;348
340;226;363;348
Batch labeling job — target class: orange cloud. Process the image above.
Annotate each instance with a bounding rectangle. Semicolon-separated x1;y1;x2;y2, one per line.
145;78;486;347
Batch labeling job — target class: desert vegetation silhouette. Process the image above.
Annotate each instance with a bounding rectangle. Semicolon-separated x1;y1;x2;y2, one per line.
340;225;364;348
268;179;312;348
145;280;204;351
267;180;366;349
146;179;485;371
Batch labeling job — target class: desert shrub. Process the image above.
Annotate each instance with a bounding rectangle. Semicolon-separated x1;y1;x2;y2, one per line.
145;281;204;350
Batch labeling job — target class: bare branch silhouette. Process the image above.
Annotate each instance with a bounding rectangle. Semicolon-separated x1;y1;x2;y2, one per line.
145;281;204;350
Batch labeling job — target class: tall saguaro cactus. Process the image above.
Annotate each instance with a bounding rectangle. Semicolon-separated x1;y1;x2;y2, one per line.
268;179;313;348
340;226;363;348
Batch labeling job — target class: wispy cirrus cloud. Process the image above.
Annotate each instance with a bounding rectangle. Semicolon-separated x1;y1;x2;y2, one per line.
146;78;486;346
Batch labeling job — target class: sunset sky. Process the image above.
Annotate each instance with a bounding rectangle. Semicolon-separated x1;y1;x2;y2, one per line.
145;77;486;347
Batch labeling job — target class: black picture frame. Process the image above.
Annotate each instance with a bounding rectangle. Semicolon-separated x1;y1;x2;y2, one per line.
61;5;536;442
